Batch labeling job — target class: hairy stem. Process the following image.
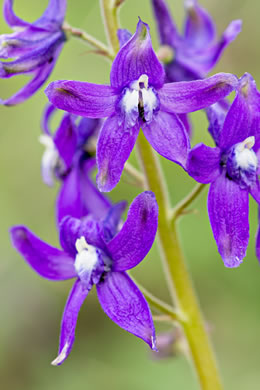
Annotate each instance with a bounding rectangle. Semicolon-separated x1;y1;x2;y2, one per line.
136;132;223;390
62;22;114;60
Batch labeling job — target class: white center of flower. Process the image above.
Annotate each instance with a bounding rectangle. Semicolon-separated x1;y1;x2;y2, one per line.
234;136;258;170
121;74;158;123
74;236;99;281
39;134;62;187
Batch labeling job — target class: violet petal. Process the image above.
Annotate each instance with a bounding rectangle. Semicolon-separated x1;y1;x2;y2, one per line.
97;271;156;350
187;143;221;183
158;73;238;114
52;279;89;366
107;191;158;271
53;114;77;170
10;225;76;280
208;175;249;267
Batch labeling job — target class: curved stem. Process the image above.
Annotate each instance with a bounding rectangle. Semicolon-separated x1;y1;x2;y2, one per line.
136;132;223;390
100;0;121;53
62;22;114;60
171;183;207;222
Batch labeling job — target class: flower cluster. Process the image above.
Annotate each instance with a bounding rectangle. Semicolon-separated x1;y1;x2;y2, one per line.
5;0;260;367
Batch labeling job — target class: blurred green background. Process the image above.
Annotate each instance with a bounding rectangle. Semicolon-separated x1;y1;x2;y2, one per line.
1;0;260;389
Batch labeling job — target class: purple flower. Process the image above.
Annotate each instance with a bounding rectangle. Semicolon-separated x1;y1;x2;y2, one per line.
40;104;110;223
151;0;242;82
45;19;238;192
10;191;158;365
187;73;260;267
0;0;67;105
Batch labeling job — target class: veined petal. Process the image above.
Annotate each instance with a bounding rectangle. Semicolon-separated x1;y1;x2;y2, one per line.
54;114;77;169
158;73;238;114
97;271;156;350
107;191;158;271
36;0;67;28
187;143;221;183
52;279;89;366
250;179;260;204
1;42;64;106
59;215;106;257
45;80;118;118
151;0;181;48
219;73;260;150
184;0;216;49
41;103;57;135
110;19;165;90
10;225;76;280
142;111;190;168
57;157;111;223
102;201;127;242
206;100;229;146
3;0;31;28
117;29;132;48
208;175;249;267
96;115;140;192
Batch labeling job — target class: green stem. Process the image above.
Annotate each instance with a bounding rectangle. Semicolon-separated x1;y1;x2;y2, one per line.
171;183;206;222
100;0;121;54
136;132;223;390
62;22;114;60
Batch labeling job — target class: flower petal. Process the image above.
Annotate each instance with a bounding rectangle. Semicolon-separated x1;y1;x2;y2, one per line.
151;0;181;48
45;80;118;118
54;114;77;169
219;73;260;149
96;115;140;192
59;215;106;257
97;271;156;350
110;19;165;90
158;73;238;114
1;42;64;105
117;29;132;48
250;178;260;204
36;0;67;28
208;175;249;267
187;143;221;183
102;201;128;242
142;111;190;168
107;191;158;271
184;0;216;50
256;208;260;262
205;100;229;146
10;225;76;280
52;279;89;366
3;0;31;28
41;103;57;135
57;157;110;223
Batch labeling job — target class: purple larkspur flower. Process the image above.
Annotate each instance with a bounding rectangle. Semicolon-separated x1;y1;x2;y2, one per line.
152;0;242;82
0;0;67;105
187;73;260;267
45;19;238;192
40;104;110;223
10;191;158;365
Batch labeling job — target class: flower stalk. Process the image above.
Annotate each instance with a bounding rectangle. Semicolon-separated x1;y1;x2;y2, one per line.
136;132;223;390
100;0;121;54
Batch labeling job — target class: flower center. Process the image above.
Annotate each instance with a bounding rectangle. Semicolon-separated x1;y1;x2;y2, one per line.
39;134;65;187
225;136;258;188
74;236;109;288
120;74;159;128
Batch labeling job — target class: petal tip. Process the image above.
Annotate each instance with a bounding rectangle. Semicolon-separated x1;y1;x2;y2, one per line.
223;256;243;268
51;342;70;366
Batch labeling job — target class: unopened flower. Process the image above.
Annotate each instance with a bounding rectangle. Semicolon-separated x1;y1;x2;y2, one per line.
151;0;242;82
187;73;260;267
39;104;110;223
0;0;67;105
46;19;237;192
10;191;158;365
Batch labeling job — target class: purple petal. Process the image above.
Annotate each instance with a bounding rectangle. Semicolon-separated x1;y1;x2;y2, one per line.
96;115;140;192
142;111;190;168
110;19;165;90
36;0;67;28
184;0;216;50
117;29;132;48
54;114;77;169
250;179;260;204
3;0;31;28
208;175;249;267
1;42;64;106
187;143;221;183
158;73;238;114
77;117;100;148
97;271;156;350
151;0;181;48
107;191;158;271
59;215;106;257
52;279;88;366
206;100;229;146
256;208;260;262
45;80;118;118
10;225;76;280
57;157;111;223
178;113;192;137
41;103;57;135
102;201;128;242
